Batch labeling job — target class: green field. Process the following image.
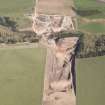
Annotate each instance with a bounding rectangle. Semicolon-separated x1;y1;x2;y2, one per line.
75;0;105;18
0;48;46;105
76;56;105;105
0;0;34;28
79;22;105;33
0;0;33;17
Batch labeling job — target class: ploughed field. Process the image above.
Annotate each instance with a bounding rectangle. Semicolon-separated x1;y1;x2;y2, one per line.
76;56;105;105
0;48;46;105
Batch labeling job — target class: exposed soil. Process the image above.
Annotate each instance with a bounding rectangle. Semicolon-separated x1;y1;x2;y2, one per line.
0;43;38;49
43;49;76;105
36;0;75;16
33;0;77;105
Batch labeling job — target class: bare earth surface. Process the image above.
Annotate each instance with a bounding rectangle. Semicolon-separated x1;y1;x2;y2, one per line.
43;49;76;105
34;0;77;105
36;0;75;16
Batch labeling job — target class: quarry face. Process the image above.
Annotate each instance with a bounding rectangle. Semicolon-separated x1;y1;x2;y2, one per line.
33;0;79;105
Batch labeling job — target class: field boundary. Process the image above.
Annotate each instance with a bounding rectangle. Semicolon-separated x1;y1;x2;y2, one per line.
0;43;39;49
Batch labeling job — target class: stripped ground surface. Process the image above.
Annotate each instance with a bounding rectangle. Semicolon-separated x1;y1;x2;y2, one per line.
43;49;76;105
36;0;75;16
34;0;76;105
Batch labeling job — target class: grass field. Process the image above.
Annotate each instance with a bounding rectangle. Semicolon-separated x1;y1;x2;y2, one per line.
79;22;105;33
0;0;34;28
0;48;46;105
75;0;105;18
76;56;105;105
0;0;33;17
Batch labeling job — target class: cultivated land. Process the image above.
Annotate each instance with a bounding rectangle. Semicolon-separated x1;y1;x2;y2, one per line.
79;22;105;33
74;1;105;105
75;0;105;34
76;56;105;105
74;0;105;57
0;48;46;105
0;0;34;28
75;0;105;18
0;0;33;17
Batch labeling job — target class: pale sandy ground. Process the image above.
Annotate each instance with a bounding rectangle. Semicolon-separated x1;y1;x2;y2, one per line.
34;0;76;105
43;49;76;105
36;0;75;16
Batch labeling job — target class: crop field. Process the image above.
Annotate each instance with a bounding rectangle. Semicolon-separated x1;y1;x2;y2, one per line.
76;56;105;105
0;0;34;28
0;48;46;105
0;0;33;17
79;22;105;33
74;0;105;34
75;0;105;18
